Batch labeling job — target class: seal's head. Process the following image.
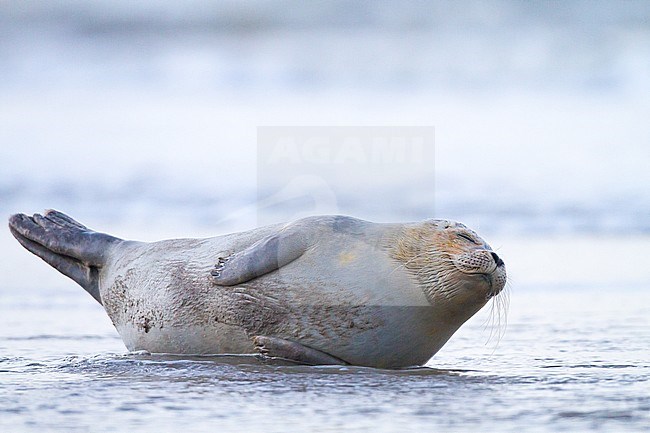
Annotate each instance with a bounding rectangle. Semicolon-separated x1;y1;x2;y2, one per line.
392;219;507;322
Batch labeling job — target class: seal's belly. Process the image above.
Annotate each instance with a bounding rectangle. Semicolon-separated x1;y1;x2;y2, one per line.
117;322;254;355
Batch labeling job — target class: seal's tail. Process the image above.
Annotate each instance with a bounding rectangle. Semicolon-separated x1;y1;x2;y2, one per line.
8;210;121;304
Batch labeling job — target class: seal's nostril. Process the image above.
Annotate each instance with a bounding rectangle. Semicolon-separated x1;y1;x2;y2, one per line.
490;252;504;267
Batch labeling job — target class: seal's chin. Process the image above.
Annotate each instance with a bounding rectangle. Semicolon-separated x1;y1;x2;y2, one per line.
425;269;497;323
478;271;506;299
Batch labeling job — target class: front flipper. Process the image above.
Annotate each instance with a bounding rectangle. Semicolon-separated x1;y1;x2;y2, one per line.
211;222;312;286
253;336;347;366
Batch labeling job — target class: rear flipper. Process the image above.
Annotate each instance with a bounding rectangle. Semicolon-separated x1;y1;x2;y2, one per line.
8;210;121;304
253;336;348;366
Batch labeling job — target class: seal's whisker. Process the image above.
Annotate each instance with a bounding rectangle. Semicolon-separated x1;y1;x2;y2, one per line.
483;280;510;350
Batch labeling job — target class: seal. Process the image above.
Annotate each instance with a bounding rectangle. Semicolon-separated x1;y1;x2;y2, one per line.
8;210;506;368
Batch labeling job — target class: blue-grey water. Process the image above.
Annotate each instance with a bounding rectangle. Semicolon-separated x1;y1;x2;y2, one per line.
1;1;650;432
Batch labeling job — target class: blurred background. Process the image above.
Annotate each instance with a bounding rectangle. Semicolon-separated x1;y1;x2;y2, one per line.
0;0;649;292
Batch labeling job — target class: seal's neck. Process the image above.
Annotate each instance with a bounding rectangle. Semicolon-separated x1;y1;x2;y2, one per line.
385;225;448;305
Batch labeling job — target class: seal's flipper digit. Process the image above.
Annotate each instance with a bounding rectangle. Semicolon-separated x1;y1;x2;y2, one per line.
211;225;310;286
253;336;348;366
42;209;89;231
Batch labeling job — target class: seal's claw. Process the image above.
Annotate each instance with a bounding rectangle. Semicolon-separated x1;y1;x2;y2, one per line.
252;336;270;356
211;255;234;282
216;256;229;266
212;262;225;273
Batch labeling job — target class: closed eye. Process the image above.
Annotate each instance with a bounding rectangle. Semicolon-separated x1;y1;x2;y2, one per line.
457;233;478;244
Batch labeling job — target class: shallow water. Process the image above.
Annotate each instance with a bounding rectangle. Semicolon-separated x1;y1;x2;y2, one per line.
1;279;648;432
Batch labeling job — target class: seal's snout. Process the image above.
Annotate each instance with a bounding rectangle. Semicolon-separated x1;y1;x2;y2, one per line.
490;251;504;268
452;249;498;274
